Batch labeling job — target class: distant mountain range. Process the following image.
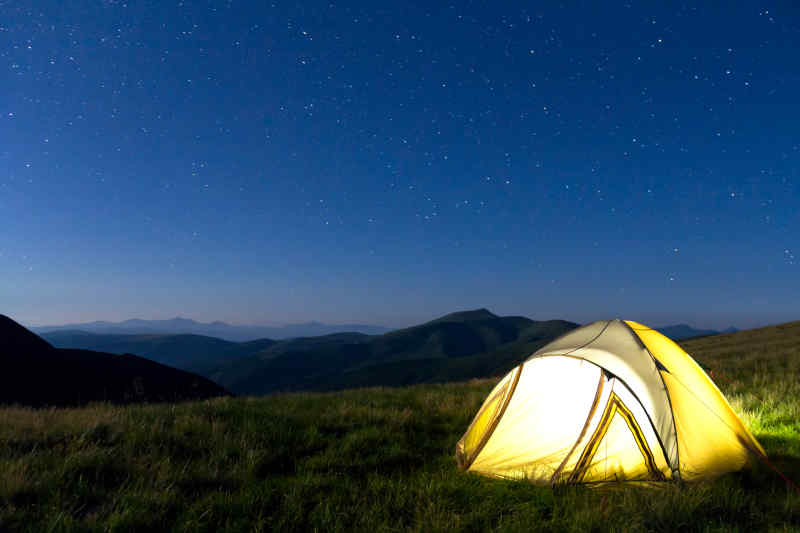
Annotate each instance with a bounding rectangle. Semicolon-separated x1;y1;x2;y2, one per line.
27;310;738;402
1;315;231;407
43;308;579;395
656;324;738;340
206;309;580;395
31;317;391;342
33;316;736;344
39;329;272;375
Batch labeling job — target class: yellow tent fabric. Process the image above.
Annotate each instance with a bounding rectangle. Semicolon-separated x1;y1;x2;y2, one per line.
625;321;765;481
456;319;764;484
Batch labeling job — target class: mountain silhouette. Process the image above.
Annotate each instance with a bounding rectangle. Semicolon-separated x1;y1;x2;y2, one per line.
40;330;260;374
41;309;579;395
656;324;728;340
428;308;499;323
1;314;54;354
1;314;231;407
208;309;579;395
33;317;390;341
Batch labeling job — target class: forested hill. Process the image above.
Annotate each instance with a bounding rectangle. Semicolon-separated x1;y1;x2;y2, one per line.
208;309;579;395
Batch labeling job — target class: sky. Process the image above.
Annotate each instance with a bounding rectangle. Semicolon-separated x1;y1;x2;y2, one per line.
2;1;798;330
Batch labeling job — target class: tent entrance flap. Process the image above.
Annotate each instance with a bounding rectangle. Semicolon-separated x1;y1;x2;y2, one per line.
569;391;666;483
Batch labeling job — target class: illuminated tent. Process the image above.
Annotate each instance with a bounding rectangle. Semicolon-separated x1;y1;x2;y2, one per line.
456;319;765;484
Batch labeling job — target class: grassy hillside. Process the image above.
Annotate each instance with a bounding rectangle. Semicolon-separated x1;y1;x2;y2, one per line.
680;321;800;461
1;321;799;531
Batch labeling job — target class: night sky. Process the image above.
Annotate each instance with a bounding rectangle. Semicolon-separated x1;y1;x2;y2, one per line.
3;2;798;330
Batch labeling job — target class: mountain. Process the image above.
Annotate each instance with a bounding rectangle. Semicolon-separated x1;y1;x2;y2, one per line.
208;310;579;395
427;308;499;323
303;318;580;392
0;315;231;407
32;317;391;341
38;309;579;396
41;330;271;375
42;331;376;378
657;324;725;340
251;332;372;359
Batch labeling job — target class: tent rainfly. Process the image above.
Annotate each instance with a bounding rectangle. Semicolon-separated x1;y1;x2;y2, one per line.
456;319;765;484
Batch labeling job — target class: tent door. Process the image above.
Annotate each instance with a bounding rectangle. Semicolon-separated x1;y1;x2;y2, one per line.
568;391;666;482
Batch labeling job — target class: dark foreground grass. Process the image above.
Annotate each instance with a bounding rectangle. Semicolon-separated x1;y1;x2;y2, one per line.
2;322;800;532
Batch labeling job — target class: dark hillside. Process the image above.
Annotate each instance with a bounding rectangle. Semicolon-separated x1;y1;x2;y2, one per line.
356;309;536;364
218;343;374;394
321;319;582;391
253;332;371;359
516;319;582;344
426;308;499;323
41;310;578;396
657;324;720;340
0;315;54;353
42;331;280;374
212;311;578;395
0;315;231;407
42;331;236;369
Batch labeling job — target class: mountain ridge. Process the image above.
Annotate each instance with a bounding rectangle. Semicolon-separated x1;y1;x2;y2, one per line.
207;310;580;395
656;323;739;340
32;317;391;342
35;309;742;398
42;308;578;395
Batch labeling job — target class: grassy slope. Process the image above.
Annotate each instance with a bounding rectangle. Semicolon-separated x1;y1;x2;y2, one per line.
1;322;799;532
680;321;800;462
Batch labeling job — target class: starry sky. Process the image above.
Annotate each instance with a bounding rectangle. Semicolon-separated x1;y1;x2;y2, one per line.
2;1;798;330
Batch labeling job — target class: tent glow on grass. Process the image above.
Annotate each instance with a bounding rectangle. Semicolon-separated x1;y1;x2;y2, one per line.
456;319;765;484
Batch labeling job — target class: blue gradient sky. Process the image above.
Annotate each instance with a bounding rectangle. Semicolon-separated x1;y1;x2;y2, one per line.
2;2;798;330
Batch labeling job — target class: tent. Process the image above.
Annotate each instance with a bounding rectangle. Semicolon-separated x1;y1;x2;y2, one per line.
456;319;765;484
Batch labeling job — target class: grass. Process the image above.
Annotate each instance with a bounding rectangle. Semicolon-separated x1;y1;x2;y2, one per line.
1;322;800;532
